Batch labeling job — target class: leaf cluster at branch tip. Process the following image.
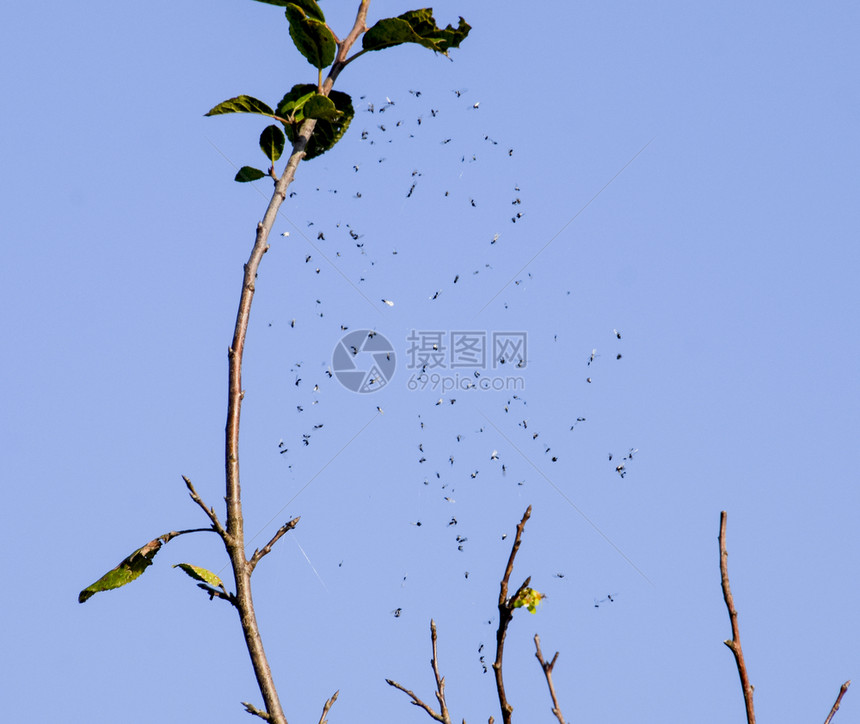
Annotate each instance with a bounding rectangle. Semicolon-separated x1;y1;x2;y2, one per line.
513;587;545;614
203;5;469;180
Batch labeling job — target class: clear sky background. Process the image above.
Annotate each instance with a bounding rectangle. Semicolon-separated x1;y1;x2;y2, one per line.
2;1;858;722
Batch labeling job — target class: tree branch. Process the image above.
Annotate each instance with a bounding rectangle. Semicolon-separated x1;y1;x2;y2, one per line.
196;582;237;606
160;528;221;543
430;620;453;724
386;620;453;724
317;690;339;724
219;6;373;723
719;511;755;724
223;127;310;724
183;475;228;539
386;679;445;723
493;505;532;724
327;1;370;83
242;701;271;721
342;48;369;68
823;680;851;724
248;517;301;574
534;635;566;724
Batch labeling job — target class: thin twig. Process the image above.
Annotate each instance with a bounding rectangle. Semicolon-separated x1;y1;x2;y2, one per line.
493;505;532;724
248;517;301;574
534;635;566;724
330;1;370;78
386;679;444;722
160;528;220;542
196;582;237;606
317;690;339;724
242;701;271;721
430;620;452;724
823;680;851;724
183;476;228;538
719;511;755;724
386;620;453;724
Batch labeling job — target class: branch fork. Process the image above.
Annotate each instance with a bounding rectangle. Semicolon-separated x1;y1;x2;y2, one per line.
387;620;454;724
249;518;301;573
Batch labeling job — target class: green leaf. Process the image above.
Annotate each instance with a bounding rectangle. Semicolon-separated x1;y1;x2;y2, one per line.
79;537;165;603
277;87;317;123
278;85;353;160
303;89;352;158
303;94;341;121
205;95;276;118
362;9;470;55
252;0;324;19
290;0;325;21
235;166;266;182
285;4;336;70
259;124;286;162
173;563;224;588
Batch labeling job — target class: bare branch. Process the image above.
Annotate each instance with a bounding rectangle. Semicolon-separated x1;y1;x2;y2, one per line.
160;528;220;542
329;1;370;79
493;505;532;724
183;475;227;538
719;511;755;724
430;620;452;724
248;517;301;574
386;679;445;722
242;701;271;721
499;507;532;604
342;48;369;68
534;635;566;724
386;620;453;723
318;690;339;724
823;681;851;724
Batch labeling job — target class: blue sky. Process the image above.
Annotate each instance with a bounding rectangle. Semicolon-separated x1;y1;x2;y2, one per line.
2;1;858;722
